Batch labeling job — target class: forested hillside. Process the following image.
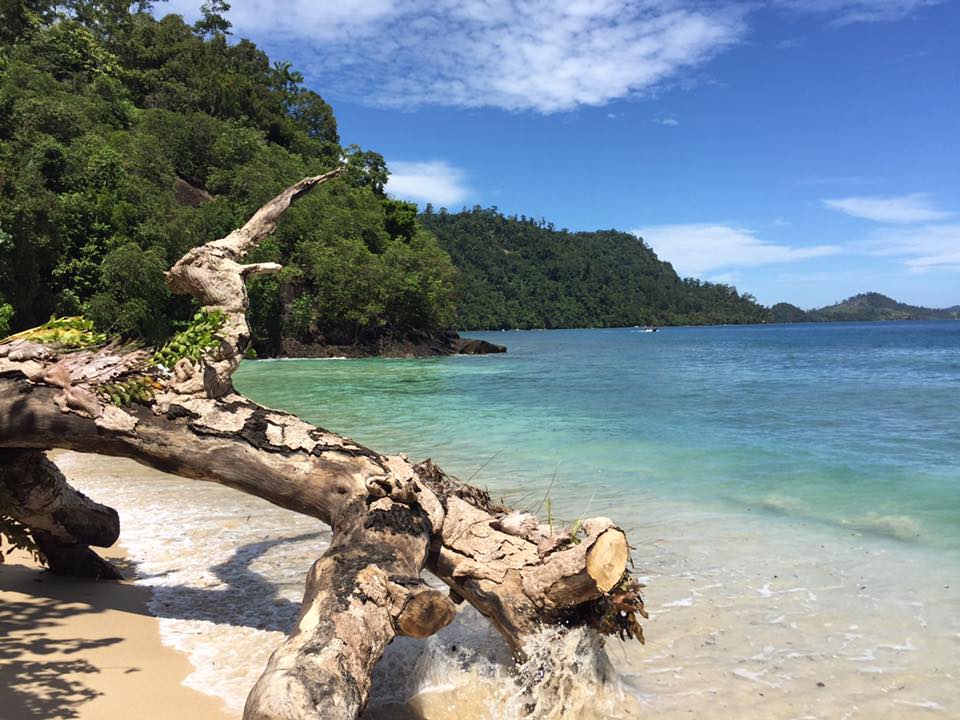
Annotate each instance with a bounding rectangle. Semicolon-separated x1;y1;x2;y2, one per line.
0;1;457;355
421;206;771;329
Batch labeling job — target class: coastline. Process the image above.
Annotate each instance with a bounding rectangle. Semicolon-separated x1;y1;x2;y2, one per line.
257;318;960;360
0;543;234;720
275;329;506;359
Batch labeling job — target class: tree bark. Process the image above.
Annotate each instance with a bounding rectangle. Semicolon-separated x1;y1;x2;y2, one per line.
244;495;455;720
0;170;645;720
0;448;121;578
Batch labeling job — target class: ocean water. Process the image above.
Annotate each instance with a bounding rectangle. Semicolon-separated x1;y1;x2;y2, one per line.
56;321;960;718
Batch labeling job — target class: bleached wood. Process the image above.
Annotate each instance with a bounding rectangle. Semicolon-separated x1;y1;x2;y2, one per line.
0;172;643;719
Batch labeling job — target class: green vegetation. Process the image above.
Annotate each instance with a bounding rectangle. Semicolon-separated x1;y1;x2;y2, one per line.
152;309;224;368
0;0;457;355
810;293;960;322
98;375;156;407
772;293;960;323
420;207;771;328
769;302;811;324
1;315;106;347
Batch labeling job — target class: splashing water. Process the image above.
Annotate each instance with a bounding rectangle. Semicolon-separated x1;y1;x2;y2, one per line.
368;616;640;720
507;627;637;719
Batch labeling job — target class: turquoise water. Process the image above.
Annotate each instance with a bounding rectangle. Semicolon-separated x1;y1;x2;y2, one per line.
54;320;959;717
236;320;960;554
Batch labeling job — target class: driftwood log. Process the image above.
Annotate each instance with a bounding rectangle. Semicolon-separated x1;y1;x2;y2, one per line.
0;170;645;720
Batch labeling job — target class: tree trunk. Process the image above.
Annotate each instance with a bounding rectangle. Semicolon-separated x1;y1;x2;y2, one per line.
0;448;121;578
0;170;645;720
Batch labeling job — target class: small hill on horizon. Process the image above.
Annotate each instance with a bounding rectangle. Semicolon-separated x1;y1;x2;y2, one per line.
772;293;960;323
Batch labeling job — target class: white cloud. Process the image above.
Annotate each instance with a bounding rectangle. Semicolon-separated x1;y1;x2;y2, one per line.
773;0;943;25
385;160;470;207
865;224;960;272
823;193;952;223
159;0;397;40
159;1;747;113
632;224;840;277
653;116;680;126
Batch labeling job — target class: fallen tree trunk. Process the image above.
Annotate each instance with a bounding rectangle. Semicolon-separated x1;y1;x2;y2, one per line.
0;170;645;720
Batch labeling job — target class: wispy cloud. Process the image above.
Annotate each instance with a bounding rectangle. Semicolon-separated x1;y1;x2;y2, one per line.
385;160;470;207
776;37;805;49
633;224;840;277
823;193;952;223
773;0;944;26
865;224;960;272
653;115;680;126
160;1;747;113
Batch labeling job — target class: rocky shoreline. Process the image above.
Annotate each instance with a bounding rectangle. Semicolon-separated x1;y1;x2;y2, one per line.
277;329;506;359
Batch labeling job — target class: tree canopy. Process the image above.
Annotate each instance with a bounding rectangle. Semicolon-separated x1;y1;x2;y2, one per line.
0;1;457;354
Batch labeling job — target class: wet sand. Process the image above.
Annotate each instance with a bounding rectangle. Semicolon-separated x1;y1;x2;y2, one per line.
0;545;235;720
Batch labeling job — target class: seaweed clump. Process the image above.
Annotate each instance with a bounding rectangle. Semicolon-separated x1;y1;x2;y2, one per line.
589;574;648;644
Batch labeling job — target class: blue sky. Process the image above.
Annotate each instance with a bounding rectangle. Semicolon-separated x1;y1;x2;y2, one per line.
163;0;958;309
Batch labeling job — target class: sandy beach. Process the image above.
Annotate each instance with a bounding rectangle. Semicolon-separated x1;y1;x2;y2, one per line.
3;449;956;720
0;544;234;720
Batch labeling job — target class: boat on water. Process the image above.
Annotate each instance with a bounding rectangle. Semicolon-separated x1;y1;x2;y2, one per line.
638;326;659;333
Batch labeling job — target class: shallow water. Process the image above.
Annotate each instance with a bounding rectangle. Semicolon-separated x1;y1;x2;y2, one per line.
57;321;960;718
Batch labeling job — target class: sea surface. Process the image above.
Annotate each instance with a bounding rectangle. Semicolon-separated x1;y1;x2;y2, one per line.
58;321;960;718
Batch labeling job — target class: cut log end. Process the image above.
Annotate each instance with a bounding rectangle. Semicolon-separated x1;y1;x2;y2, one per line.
396;588;457;639
586;529;629;593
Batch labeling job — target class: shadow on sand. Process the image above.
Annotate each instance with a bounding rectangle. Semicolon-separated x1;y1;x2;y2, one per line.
0;530;330;718
0;564;123;719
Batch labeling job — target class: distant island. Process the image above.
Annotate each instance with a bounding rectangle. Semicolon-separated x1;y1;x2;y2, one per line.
771;292;960;324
